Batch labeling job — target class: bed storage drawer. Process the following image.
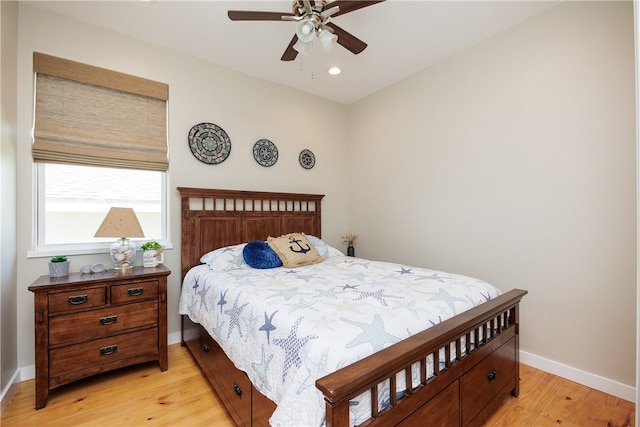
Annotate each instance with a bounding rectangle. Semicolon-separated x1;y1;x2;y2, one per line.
461;336;516;426
397;380;459;427
197;327;252;427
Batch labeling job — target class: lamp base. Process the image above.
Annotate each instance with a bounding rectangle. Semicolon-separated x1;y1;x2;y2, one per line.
109;238;137;272
113;265;134;274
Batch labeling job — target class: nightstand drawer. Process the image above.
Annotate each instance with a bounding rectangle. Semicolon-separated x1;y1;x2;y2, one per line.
49;300;158;346
48;287;107;314
49;328;159;379
111;280;158;304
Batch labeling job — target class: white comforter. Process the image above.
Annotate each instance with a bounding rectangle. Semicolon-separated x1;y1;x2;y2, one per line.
179;254;500;426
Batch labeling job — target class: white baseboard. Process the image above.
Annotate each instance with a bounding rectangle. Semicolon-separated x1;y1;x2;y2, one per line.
168;331;181;346
520;350;636;402
0;369;20;415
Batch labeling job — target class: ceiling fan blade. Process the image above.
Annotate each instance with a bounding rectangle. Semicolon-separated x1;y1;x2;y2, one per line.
228;10;295;21
326;1;385;18
281;35;299;61
325;22;367;54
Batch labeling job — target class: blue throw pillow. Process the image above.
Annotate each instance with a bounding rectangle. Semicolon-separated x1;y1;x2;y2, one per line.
243;240;283;269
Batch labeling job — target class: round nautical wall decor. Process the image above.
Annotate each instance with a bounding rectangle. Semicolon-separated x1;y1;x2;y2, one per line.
299;149;315;169
188;122;231;164
253;139;278;167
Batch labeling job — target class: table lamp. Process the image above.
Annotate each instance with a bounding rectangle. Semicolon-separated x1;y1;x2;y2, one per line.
94;207;145;272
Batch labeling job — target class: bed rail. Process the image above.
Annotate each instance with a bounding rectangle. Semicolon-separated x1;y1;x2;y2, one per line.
316;289;527;427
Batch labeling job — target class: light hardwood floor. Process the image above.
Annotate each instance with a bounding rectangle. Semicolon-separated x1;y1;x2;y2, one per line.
2;343;634;426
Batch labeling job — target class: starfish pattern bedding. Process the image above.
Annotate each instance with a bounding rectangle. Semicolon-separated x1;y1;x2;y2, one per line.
179;252;501;426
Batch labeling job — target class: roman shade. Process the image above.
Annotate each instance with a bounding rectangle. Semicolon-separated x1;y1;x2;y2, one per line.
32;52;169;171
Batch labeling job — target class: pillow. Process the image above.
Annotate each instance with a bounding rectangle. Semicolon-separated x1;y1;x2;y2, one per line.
199;243;248;271
326;245;346;258
306;235;328;258
306;235;345;258
267;232;324;268
243;240;282;269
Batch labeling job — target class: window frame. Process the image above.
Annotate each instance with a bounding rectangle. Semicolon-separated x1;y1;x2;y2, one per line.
27;163;171;258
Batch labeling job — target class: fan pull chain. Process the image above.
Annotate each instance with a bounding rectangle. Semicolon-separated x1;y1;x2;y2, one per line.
297;58;314;81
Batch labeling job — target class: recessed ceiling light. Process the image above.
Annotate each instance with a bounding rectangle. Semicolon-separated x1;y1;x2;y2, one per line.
328;67;341;76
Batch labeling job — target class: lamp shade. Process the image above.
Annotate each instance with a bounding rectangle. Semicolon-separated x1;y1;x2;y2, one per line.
318;28;337;52
293;39;311;55
95;207;145;272
295;19;315;43
94;207;145;238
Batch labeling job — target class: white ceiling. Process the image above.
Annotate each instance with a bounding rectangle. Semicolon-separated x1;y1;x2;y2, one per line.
24;0;560;105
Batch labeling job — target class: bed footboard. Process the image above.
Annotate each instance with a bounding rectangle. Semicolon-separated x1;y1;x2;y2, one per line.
316;289;527;427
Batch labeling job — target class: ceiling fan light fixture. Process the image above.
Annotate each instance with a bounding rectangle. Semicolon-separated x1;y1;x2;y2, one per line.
293;39;311;55
295;19;315;42
318;28;337;51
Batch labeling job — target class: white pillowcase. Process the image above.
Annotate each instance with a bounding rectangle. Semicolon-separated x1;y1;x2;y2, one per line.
306;235;345;258
306;235;328;258
326;245;346;258
200;243;248;270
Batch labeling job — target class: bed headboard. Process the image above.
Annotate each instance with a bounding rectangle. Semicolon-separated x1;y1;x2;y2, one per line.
177;187;325;280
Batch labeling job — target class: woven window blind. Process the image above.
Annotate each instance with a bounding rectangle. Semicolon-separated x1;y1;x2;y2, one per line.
32;52;169;171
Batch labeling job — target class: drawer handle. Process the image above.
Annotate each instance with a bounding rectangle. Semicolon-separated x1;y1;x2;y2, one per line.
127;287;144;297
100;345;118;356
487;369;497;382
233;381;242;398
68;294;88;305
202;343;210;353
99;315;118;326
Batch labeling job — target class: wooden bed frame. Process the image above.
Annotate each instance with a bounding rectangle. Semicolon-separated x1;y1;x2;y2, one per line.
178;187;527;426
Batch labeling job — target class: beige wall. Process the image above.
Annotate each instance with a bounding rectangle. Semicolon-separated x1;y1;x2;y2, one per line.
348;1;636;386
15;4;350;369
6;0;637;401
1;0;19;406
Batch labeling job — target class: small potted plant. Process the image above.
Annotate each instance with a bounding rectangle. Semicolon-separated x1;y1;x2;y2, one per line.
342;232;358;257
49;255;70;277
140;241;164;267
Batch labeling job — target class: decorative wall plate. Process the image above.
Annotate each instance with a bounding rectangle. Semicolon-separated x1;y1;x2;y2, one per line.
188;123;231;164
299;149;315;169
253;139;278;167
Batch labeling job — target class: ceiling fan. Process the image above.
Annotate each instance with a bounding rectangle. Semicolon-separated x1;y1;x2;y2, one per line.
228;0;385;61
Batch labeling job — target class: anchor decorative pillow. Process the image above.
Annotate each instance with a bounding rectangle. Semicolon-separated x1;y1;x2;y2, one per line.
267;232;324;268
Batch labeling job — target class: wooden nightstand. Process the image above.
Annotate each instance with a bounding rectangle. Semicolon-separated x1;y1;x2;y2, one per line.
28;265;170;409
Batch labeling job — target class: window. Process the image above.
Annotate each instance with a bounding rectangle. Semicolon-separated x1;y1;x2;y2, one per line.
36;164;165;250
31;53;169;255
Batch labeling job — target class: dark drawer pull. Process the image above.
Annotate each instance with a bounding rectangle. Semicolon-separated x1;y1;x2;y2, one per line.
487;369;497;382
99;315;118;326
68;294;88;305
233;381;242;398
202;343;210;353
100;345;118;356
127;287;144;297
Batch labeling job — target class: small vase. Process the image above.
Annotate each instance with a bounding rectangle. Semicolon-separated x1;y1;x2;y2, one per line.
347;243;355;257
49;261;70;277
143;250;164;268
